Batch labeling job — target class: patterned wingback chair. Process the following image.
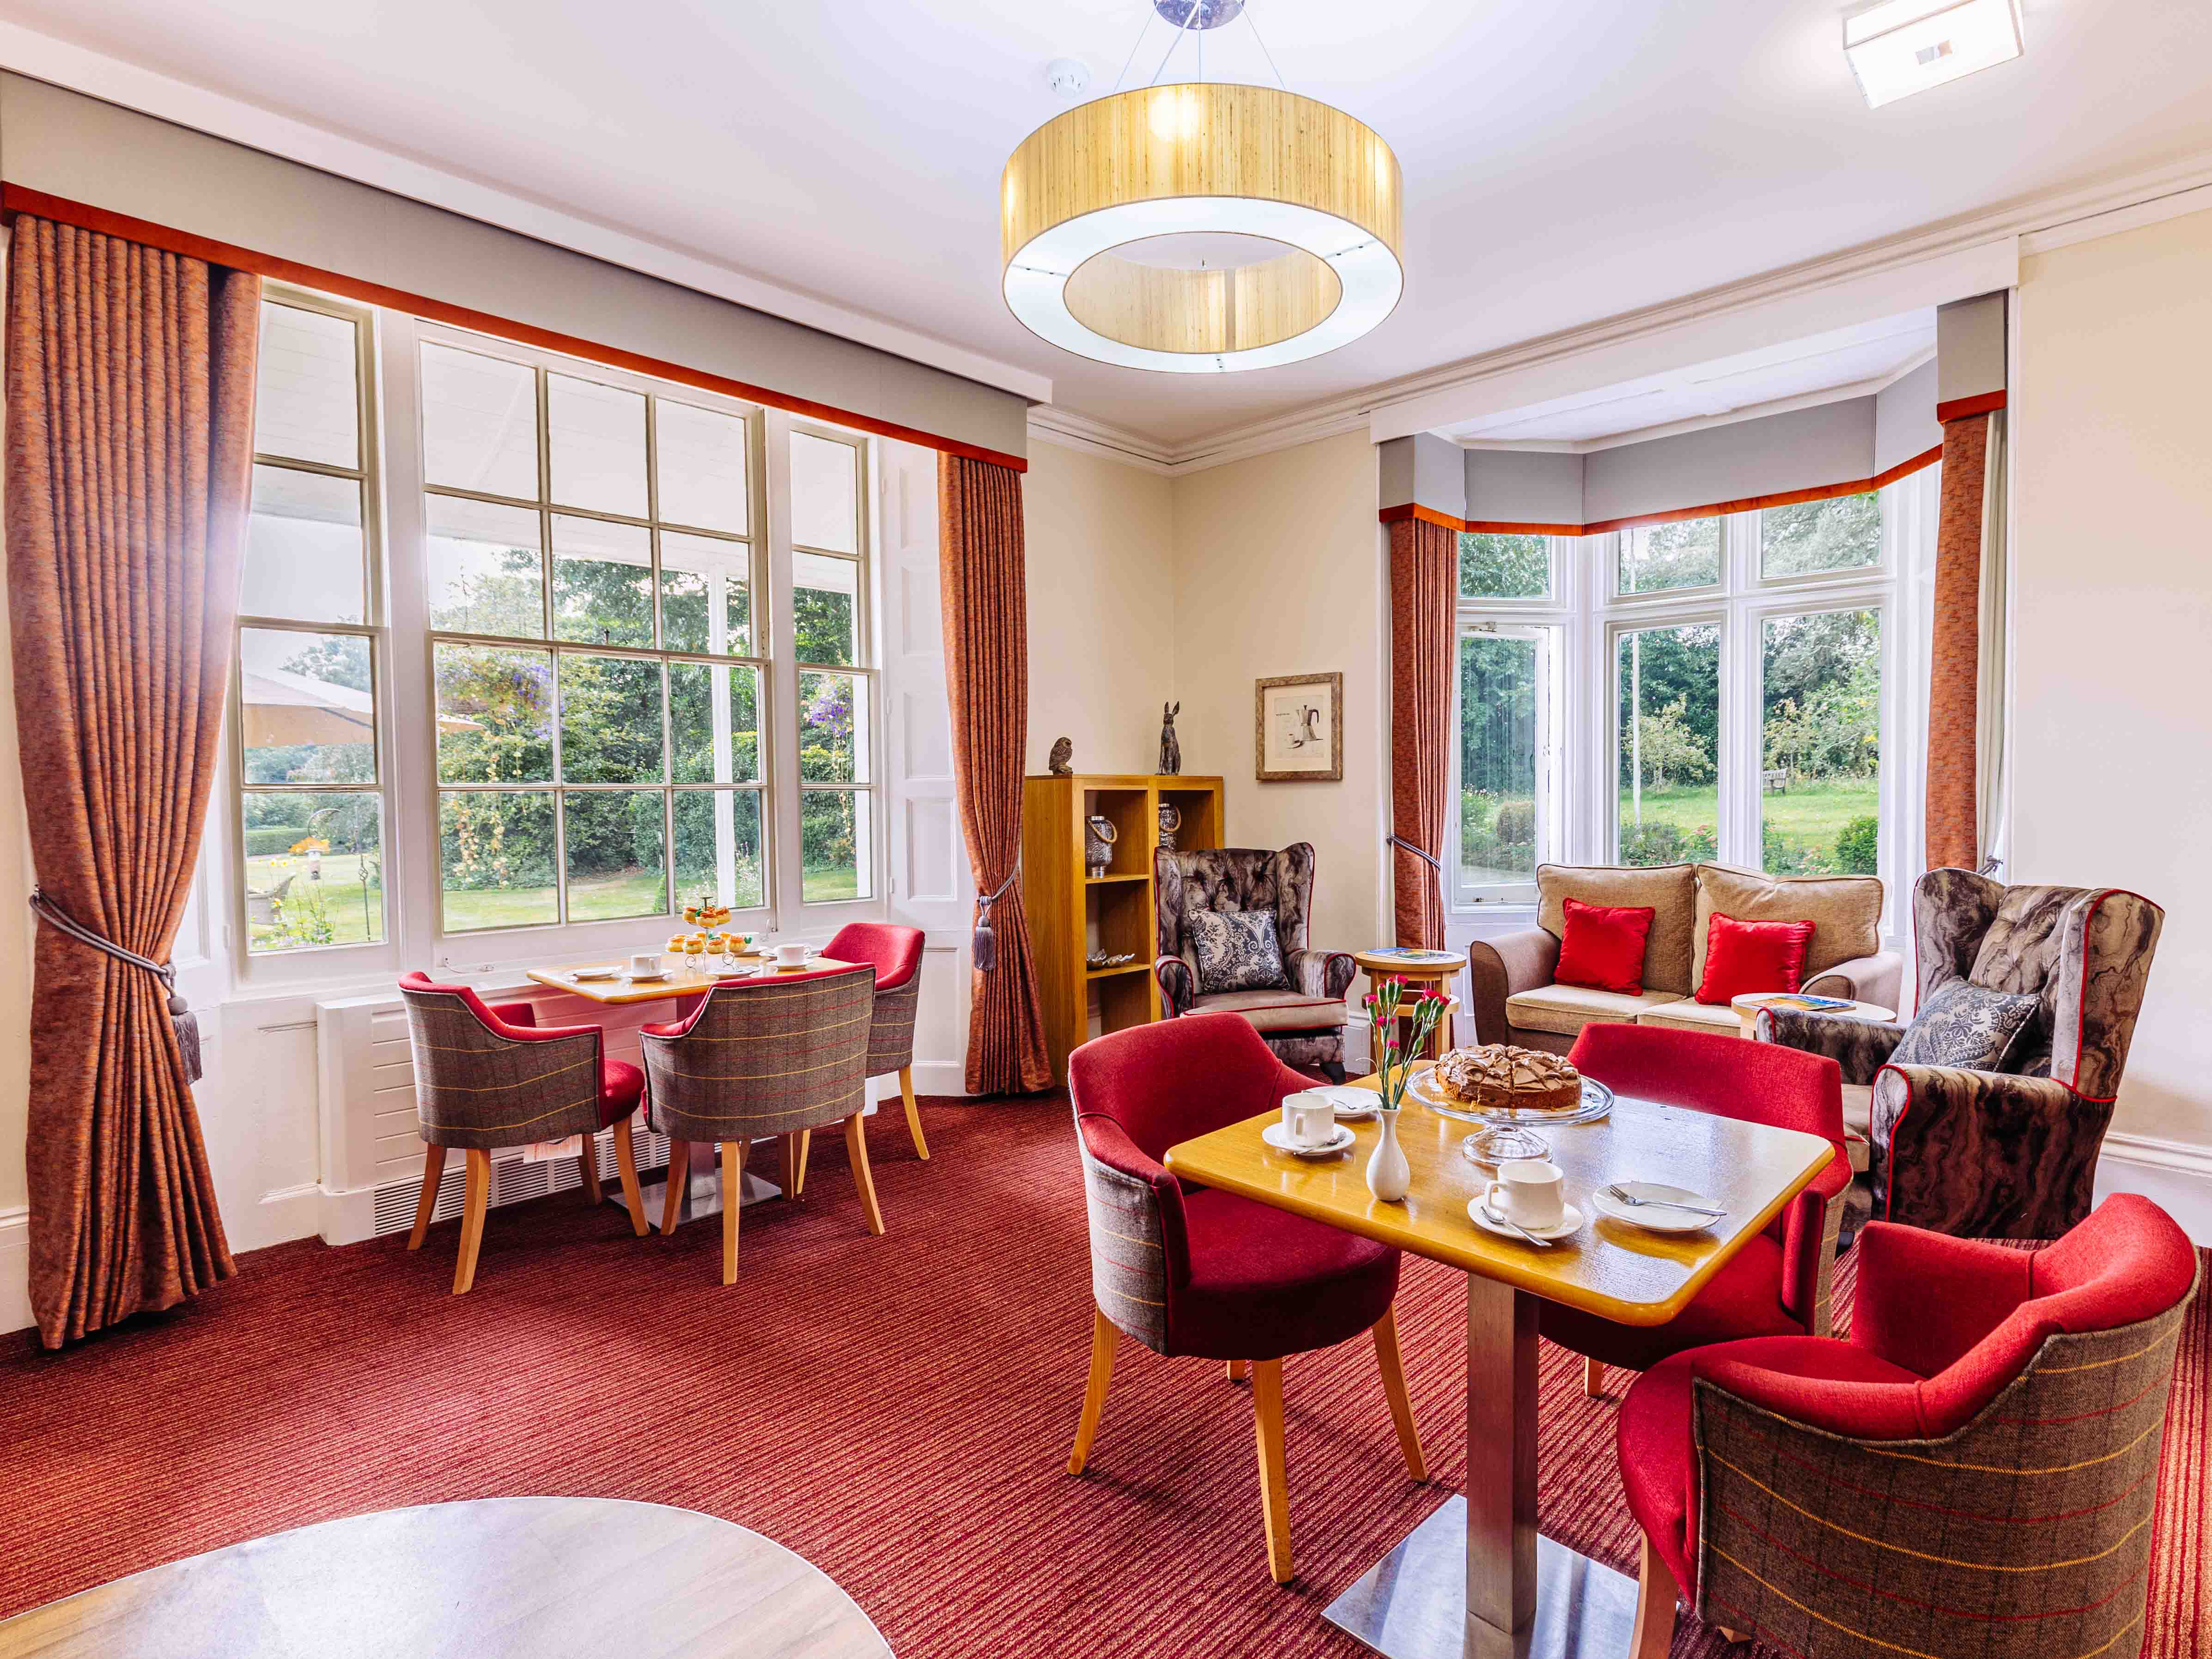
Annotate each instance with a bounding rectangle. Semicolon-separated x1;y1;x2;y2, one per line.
1153;843;1357;1082
1757;869;2164;1238
824;922;929;1161
639;963;879;1284
397;972;649;1294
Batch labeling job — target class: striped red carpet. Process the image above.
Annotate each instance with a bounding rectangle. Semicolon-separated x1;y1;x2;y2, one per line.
0;1097;2204;1657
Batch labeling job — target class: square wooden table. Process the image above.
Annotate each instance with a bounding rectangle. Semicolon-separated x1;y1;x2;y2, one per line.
1163;1063;1835;1659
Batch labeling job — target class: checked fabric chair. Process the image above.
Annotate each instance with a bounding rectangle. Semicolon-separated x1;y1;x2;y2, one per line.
1066;1013;1426;1585
641;962;880;1284
1616;1195;2199;1659
819;921;929;1165
397;972;650;1294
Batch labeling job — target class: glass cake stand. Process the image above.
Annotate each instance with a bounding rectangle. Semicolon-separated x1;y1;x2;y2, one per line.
1398;1067;1616;1167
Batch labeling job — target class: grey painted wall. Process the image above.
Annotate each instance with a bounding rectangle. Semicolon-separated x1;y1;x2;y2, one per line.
1937;292;2007;406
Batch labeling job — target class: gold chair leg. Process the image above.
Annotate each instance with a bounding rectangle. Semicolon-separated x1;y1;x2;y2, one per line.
845;1114;885;1236
1251;1357;1293;1584
611;1116;648;1236
1632;1532;1681;1659
719;1140;745;1285
452;1148;491;1295
577;1136;602;1205
1371;1307;1427;1480
898;1065;930;1160
1067;1307;1117;1475
1227;1359;1249;1383
408;1146;448;1250
1585;1357;1608;1399
794;1129;811;1198
661;1139;692;1235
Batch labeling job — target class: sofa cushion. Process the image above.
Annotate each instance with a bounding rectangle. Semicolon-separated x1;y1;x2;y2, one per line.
1187;909;1288;994
1189;988;1350;1033
1695;912;1815;1004
1507;982;1686;1037
1635;998;1741;1035
1537;863;1697;994
1890;979;2041;1071
1556;895;1656;995
1692;864;1882;985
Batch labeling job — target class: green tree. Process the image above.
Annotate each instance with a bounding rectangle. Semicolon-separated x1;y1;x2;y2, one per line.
1630;696;1714;790
1458;533;1549;600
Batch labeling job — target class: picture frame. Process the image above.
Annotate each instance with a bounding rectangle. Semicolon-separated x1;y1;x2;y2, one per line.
1255;671;1343;782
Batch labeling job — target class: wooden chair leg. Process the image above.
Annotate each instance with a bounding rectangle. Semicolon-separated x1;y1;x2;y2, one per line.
898;1065;930;1161
1251;1356;1293;1584
1718;1629;1751;1645
718;1140;746;1285
452;1149;491;1295
661;1139;692;1235
794;1130;811;1198
611;1116;648;1236
1370;1307;1427;1480
408;1146;449;1250
845;1114;885;1236
1585;1357;1608;1399
1631;1532;1681;1659
1067;1308;1117;1475
1227;1359;1249;1383
577;1136;603;1205
780;1131;801;1200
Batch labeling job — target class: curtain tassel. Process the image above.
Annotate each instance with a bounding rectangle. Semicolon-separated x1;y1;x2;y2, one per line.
29;889;203;1086
973;865;1020;975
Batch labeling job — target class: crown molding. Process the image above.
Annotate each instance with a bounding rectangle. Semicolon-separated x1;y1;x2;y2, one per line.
1025;407;1178;475
0;22;1056;406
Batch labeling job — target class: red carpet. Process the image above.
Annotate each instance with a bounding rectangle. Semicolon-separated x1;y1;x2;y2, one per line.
0;1098;2205;1657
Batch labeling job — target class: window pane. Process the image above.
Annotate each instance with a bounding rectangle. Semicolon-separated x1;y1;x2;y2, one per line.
548;373;647;517
1616;624;1720;866
435;644;553;783
563;790;667;920
245;791;384;952
791;431;858;553
240;629;375;783
673;790;765;911
1458;533;1550;601
656;401;748;533
426;495;544;637
1762;609;1881;875
1761;493;1881;578
558;654;665;783
255;303;357;468
242;466;364;623
1619;517;1721;595
799;670;868;783
439;791;557;930
670;662;761;784
659;531;752;655
552;516;652;647
801;790;871;902
1459;633;1539;886
795;551;858;665
421;343;538;499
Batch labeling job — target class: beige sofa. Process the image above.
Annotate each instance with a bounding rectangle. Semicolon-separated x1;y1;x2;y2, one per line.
1465;863;1902;1167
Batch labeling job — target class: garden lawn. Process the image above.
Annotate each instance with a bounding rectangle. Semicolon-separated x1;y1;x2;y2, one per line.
246;853;385;951
1617;780;1878;846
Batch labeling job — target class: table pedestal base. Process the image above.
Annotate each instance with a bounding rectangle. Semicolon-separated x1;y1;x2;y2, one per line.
1323;1499;1639;1659
623;1155;781;1232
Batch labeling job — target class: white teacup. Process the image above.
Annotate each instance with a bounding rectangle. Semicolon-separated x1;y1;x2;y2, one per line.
629;951;663;978
774;941;809;967
1485;1159;1566;1230
1280;1092;1337;1148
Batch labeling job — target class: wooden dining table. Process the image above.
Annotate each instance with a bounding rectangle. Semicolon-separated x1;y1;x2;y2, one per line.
1163;1061;1835;1659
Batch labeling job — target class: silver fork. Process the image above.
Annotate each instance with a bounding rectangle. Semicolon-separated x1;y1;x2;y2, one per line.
1603;1184;1725;1218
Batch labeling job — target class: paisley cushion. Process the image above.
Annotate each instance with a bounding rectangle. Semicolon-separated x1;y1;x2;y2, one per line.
1890;980;2041;1071
1188;909;1288;994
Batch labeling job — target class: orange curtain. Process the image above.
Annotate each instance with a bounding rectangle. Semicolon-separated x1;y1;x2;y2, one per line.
6;216;259;1347
1389;517;1455;949
937;456;1051;1095
1925;412;1991;872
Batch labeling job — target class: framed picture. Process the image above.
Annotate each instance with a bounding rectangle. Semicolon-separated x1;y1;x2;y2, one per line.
1255;672;1343;782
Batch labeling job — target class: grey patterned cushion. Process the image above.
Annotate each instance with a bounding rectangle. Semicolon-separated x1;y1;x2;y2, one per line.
1187;909;1288;994
1890;981;2041;1071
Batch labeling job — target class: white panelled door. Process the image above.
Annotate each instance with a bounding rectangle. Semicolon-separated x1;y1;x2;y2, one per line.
877;441;973;1096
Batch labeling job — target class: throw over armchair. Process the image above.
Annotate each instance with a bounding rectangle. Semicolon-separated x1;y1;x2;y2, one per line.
1758;868;2164;1237
1153;842;1356;1082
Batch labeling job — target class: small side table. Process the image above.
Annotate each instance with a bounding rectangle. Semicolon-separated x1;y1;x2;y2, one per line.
1354;948;1465;1060
1731;991;1896;1042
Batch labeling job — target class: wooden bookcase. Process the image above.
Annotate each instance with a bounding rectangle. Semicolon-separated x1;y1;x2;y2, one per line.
1021;773;1225;1084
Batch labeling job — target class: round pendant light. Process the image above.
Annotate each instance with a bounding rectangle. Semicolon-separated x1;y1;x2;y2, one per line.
1000;15;1401;375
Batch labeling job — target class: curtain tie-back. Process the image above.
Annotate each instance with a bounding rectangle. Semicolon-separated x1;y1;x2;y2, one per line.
29;889;202;1085
1386;833;1440;870
972;864;1020;975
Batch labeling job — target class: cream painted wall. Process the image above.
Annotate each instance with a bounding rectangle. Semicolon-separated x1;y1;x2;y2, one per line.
2014;205;2212;1154
1021;441;1176;776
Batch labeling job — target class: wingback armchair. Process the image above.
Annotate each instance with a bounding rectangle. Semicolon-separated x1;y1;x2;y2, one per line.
1153;843;1356;1082
1758;868;2164;1238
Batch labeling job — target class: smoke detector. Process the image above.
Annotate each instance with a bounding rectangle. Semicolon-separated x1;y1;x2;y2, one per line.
1044;58;1092;100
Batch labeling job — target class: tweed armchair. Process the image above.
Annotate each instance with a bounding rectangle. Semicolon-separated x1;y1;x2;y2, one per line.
1758;868;2164;1237
640;963;879;1283
397;972;649;1294
823;921;929;1164
1153;842;1356;1082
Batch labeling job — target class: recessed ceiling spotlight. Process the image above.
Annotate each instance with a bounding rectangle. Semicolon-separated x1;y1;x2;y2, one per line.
1843;0;2024;108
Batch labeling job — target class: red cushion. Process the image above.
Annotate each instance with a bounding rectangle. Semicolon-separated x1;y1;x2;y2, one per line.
1540;1232;1799;1370
825;922;925;991
597;1059;645;1126
1175;1187;1400;1361
1694;911;1815;1004
1554;896;1655;996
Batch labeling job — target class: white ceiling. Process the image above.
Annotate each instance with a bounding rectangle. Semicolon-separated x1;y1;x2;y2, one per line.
8;1;2212;449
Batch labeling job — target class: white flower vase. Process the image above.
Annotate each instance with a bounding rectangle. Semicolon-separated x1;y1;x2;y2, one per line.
1367;1109;1411;1203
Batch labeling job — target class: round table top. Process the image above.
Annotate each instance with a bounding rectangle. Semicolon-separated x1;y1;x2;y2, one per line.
1353;948;1463;977
1729;992;1896;1023
0;1498;892;1659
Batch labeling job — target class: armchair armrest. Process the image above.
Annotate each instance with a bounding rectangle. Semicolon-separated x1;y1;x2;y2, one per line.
1074;1111;1190;1352
1800;949;1902;1011
1154;956;1195;1019
1464;929;1559;1045
1848;1218;2032;1379
1754;1009;1904;1085
1693;1350;1928;1443
1780;1151;1852;1337
1286;947;1355;1001
1873;1064;2109;1239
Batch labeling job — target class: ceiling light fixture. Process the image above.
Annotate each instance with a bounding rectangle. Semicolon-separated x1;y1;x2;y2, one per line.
1843;0;2024;108
1000;0;1402;374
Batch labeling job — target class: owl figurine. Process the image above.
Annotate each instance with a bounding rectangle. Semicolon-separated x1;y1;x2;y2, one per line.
1048;735;1073;776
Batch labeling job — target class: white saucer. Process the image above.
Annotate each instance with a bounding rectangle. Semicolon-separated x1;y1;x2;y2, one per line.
570;967;620;982
1592;1182;1723;1234
625;971;670;984
1315;1085;1382;1120
1261;1121;1356;1159
1468;1199;1584;1242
